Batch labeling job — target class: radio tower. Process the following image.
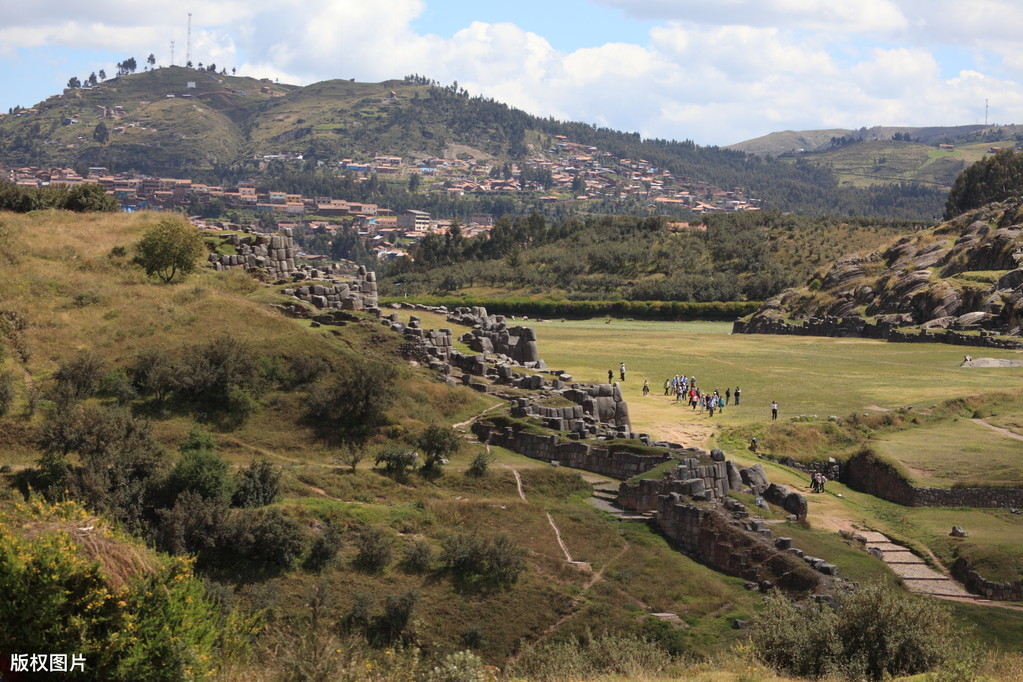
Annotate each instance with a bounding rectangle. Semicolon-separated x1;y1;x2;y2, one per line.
170;41;175;66
186;13;192;67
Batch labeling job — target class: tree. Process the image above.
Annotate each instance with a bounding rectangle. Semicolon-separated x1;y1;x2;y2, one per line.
134;217;207;283
417;424;461;471
98;69;106;81
306;361;398;443
67;76;81;89
93;121;109;145
147;53;156;68
87;72;97;86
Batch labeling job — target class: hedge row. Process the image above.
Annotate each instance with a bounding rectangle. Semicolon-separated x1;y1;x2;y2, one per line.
379;297;760;321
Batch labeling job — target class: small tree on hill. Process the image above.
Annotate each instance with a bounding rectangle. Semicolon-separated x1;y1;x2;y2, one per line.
417;424;461;471
93;121;109;145
134;217;207;283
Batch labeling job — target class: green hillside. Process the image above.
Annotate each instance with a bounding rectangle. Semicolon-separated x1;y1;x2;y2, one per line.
0;68;950;218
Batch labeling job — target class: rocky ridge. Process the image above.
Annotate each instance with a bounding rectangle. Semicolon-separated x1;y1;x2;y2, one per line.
736;201;1023;345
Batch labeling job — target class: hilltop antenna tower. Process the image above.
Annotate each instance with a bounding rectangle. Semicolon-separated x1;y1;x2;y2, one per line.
186;13;192;67
170;41;175;66
985;99;989;126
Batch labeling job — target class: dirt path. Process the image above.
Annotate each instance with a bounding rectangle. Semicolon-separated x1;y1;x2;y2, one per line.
654;422;716;449
970;418;1023;443
453;402;503;431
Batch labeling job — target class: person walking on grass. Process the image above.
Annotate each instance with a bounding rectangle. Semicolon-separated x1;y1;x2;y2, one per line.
642;379;650;396
620;362;626;381
771;400;778;420
734;386;741;405
725;387;731;405
608;369;614;384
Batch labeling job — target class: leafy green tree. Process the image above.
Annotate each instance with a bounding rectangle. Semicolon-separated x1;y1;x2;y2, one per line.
134;217;207;283
93;121;109;145
306;360;398;443
62;182;118;212
66;76;81;89
98;69;106;81
417;424;461;470
147;53;156;68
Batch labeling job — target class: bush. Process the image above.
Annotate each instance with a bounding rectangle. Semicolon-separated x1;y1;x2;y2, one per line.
304;520;344;572
440;532;525;587
176;334;262;416
306;360;398;443
749;583;975;680
51;350;105;406
374;446;419;481
0;499;252;680
401;539;434;573
128;348;179;404
0;370;15;416
156;490;230;557
466;450;493;477
165;448;234;503
232;458;282;508
508;630;674;681
222;508;307;571
100;367;137;405
353;526;393;572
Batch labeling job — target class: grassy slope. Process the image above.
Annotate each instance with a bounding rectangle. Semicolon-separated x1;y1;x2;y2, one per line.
0;211;787;665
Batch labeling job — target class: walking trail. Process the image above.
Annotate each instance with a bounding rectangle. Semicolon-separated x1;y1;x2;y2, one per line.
970;418;1023;443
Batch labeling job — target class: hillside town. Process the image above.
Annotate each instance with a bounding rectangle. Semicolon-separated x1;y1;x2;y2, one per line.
0;135;760;261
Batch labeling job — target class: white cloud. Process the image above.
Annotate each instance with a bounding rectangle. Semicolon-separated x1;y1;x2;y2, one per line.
3;0;1023;144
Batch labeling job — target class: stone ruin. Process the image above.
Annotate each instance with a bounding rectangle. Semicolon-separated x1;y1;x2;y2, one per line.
446;306;541;366
281;266;378;311
209;226;301;280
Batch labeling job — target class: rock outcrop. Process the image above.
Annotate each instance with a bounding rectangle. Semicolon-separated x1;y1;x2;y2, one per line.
736;201;1023;346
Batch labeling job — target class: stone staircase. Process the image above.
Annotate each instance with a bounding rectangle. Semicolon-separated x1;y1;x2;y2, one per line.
858;530;974;598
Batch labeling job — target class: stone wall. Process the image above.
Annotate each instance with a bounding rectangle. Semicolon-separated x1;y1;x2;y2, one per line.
472;421;670;480
952;558;1023;601
733;315;1023;350
282;265;378;311
845;451;1023;507
653;502;826;591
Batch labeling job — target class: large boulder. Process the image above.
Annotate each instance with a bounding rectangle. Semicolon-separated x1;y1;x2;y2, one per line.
739;464;770;495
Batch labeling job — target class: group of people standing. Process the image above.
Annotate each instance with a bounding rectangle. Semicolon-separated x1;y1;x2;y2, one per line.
654;375;743;418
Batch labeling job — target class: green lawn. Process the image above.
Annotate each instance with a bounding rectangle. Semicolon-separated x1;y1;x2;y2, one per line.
874;418;1023;487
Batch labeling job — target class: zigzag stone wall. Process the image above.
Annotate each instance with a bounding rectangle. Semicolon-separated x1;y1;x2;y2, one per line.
733;315;1023;349
471;421;670;480
845;451;1023;507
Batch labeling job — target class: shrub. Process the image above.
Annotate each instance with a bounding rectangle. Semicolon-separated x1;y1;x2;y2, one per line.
176;334;262;415
225;507;307;571
749;583;974;680
156;490;230;557
353;526;393;572
374;446;419;481
460;624;485;649
0;499;252;680
427;650;490;682
128;348;179;404
336;443;365;473
51;350;105;406
401;539;434;573
232;458;282;508
306;360;398;443
466;450;493;477
304;520;344;572
99;367;137;405
373;590;418;646
165;447;234;503
0;370;14;416
441;532;525;587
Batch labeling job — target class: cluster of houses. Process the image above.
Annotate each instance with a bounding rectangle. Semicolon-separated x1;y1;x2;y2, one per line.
0;131;766;262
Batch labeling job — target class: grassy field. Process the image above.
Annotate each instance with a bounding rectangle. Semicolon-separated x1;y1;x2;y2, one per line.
874;418;1023;487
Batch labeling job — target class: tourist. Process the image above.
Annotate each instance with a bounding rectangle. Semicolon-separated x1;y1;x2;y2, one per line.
749;437;758;453
608;369;613;383
642;379;650;396
734;387;741;405
620;362;626;381
664;378;672;396
725;387;731;405
771;400;778;420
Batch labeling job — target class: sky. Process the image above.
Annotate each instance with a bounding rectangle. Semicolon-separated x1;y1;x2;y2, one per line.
2;0;1023;146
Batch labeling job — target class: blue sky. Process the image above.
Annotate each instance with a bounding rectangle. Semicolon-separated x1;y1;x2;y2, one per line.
2;0;1022;145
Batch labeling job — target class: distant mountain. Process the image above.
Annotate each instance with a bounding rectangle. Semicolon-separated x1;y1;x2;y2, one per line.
728;125;1018;155
0;67;948;218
